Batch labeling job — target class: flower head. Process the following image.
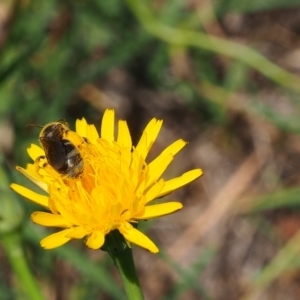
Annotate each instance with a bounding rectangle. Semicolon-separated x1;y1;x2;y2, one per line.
11;109;202;253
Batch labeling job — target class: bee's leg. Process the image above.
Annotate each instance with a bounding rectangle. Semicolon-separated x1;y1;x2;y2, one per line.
63;130;87;148
83;137;89;143
34;155;47;172
34;156;59;178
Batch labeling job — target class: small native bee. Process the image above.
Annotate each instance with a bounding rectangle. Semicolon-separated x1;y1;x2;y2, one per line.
37;121;84;179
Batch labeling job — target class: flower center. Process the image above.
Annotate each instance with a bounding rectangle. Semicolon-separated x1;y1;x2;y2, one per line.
47;138;146;234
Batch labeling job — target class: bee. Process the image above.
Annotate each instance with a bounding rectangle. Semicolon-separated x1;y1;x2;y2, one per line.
37;121;84;179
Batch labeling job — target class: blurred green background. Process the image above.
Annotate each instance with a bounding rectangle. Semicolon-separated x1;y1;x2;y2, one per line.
1;0;300;299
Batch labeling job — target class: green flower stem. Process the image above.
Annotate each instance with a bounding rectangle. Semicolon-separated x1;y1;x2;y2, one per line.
1;231;45;300
110;246;144;300
106;230;144;300
126;0;300;93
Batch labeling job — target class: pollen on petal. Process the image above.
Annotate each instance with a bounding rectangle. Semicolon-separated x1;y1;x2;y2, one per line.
40;229;73;249
85;231;105;249
157;169;203;197
10;184;49;207
119;222;159;253
31;212;72;227
135;202;183;220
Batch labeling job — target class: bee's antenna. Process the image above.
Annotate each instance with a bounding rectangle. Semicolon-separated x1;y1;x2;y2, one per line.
26;124;43;128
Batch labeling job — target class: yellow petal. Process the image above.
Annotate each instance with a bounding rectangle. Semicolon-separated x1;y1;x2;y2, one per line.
119;222;159;253
147;119;163;149
130;150;142;187
16;167;48;192
147;154;173;185
85;231;105;249
146;139;187;187
148;139;186;171
86;124;99;144
135;202;183;220
76;118;88;137
10;184;49;208
145;179;165;204
117;120;132;149
40;229;73;249
66;227;87;239
101;109;115;143
157;169;203;197
31;212;72;227
135;130;147;159
135;119;162;159
27;144;45;161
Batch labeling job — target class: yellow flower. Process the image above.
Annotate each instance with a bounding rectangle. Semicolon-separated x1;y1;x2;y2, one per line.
11;109;202;253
